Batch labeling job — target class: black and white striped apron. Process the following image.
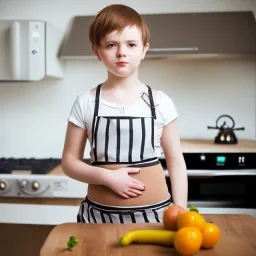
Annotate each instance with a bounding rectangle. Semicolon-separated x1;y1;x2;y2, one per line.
90;83;160;167
77;84;172;223
77;196;171;224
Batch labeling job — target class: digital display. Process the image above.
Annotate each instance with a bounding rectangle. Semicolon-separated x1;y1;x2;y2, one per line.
217;156;226;164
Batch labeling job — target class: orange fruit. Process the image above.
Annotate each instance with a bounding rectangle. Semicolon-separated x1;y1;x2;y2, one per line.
201;222;221;249
163;205;186;231
174;227;202;256
177;211;206;231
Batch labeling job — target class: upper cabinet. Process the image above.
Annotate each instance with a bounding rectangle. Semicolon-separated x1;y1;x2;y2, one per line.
59;11;256;59
143;12;256;56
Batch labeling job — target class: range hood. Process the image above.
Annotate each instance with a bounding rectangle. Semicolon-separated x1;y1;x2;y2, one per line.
59;11;256;59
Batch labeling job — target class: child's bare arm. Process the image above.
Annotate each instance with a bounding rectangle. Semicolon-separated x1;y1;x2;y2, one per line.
161;118;188;209
62;122;145;198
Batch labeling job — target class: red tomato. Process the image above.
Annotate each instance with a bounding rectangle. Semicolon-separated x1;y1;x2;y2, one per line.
163;205;186;231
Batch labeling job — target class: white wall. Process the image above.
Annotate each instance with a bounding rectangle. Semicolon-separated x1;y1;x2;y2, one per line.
0;0;256;158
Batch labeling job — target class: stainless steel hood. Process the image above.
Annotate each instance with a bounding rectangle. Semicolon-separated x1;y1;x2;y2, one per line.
59;11;256;59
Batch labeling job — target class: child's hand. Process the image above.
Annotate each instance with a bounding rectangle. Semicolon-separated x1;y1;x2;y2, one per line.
105;168;145;199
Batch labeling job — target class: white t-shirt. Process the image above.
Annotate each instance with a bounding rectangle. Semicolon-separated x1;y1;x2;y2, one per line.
68;89;178;156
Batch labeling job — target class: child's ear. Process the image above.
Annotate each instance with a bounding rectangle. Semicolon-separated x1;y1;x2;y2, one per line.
92;45;102;61
142;43;149;60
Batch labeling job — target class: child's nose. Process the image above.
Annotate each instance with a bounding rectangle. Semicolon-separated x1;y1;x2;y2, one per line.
117;46;126;58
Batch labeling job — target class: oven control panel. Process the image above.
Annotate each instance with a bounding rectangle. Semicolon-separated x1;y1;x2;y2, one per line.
0;175;87;198
183;153;256;170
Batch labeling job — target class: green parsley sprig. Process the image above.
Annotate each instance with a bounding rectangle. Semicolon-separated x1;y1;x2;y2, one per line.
67;236;78;249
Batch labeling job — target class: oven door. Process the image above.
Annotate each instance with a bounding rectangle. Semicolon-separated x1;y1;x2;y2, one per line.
165;170;256;217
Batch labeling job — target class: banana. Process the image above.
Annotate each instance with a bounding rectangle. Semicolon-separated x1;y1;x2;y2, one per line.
120;229;176;246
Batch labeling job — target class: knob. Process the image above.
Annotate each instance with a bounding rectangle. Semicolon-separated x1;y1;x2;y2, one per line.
32;180;40;191
20;179;28;189
0;180;7;191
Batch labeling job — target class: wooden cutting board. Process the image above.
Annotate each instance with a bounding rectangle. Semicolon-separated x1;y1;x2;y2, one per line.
40;214;256;256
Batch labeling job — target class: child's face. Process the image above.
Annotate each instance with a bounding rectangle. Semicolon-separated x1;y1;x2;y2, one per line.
93;26;149;78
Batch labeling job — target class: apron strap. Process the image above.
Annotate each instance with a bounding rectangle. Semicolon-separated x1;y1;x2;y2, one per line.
91;84;102;159
93;84;101;117
146;85;157;119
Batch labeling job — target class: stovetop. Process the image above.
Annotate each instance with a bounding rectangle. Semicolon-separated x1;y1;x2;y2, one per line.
0;158;61;174
0;158;88;198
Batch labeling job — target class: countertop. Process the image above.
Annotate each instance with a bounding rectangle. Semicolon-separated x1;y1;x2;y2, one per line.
40;214;256;256
179;139;256;153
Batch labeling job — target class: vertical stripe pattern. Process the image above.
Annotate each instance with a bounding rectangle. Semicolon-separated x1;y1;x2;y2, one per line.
104;118;110;161
91;84;157;164
142;210;149;222
100;212;106;223
92;117;155;163
91;84;101;159
93;116;100;162
152;209;160;222
130;212;136;223
77;197;172;224
86;203;90;223
128;119;133;162
147;85;157;119
107;213;113;223
119;214;124;223
140;118;145;160
151;117;155;150
116;119;120;162
90;207;97;223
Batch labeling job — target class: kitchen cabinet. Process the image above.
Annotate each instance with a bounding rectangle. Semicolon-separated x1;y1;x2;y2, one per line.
144;11;256;56
60;11;256;58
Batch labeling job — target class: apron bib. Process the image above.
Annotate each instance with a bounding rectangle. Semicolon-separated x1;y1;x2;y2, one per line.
91;84;159;167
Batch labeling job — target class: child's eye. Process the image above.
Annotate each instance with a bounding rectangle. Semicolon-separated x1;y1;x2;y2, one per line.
107;43;116;48
128;43;136;47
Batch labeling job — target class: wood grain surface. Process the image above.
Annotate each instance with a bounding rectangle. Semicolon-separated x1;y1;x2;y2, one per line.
40;214;256;256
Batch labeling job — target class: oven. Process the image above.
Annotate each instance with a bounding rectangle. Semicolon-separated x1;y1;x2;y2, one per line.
162;139;256;217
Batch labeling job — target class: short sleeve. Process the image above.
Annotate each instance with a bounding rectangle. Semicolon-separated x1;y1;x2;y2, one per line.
155;91;179;126
67;96;86;129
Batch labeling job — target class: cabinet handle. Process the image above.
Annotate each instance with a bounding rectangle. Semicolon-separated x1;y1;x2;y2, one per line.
148;47;199;52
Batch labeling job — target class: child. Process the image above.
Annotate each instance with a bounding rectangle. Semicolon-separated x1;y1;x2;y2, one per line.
62;4;188;224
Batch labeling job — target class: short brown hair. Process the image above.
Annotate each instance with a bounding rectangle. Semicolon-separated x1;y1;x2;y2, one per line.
89;4;150;46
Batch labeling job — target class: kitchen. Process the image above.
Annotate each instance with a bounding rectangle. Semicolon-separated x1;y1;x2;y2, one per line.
0;0;256;255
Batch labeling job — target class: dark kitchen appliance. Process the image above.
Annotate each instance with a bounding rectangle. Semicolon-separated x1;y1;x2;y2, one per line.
207;115;245;144
162;139;256;216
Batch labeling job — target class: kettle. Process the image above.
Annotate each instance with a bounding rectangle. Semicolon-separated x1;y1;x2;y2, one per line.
207;115;245;144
